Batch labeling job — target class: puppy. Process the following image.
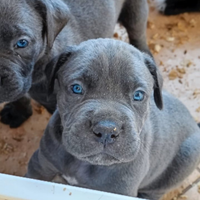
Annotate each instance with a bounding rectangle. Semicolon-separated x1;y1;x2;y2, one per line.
155;0;200;15
26;39;200;200
0;0;150;128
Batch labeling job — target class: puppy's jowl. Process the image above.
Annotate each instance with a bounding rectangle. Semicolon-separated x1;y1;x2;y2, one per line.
26;39;200;200
0;0;150;128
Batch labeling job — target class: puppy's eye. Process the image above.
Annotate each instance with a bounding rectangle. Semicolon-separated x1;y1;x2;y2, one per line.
16;39;28;48
133;90;145;101
71;84;83;94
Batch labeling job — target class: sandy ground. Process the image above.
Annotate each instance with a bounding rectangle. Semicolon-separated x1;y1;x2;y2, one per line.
0;3;200;200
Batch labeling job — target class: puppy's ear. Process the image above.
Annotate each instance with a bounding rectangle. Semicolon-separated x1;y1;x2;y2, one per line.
26;0;70;49
144;54;163;109
45;47;74;98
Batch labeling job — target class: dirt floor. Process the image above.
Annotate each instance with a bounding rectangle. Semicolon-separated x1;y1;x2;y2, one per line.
0;2;200;200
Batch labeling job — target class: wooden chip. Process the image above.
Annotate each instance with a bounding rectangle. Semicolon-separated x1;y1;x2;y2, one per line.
176;67;186;74
152;33;159;39
166;37;175;42
0;139;14;154
198;184;200;193
196;107;200;113
189;19;196;27
113;33;118;38
179;195;187;200
193;89;200;98
154;44;161;53
168;69;178;80
147;21;155;29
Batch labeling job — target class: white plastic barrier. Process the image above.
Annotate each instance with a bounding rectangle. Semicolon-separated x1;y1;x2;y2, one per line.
0;173;146;200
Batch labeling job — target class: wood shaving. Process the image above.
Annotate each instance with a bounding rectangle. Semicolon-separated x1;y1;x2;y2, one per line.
193;89;200;98
176;67;186;74
198;184;200;193
186;61;193;67
180;60;193;67
189;19;196;27
113;33;118;38
179;195;187;200
0;139;14;154
154;44;161;53
195;107;200;113
152;33;159;39
177;22;186;32
18;160;28;166
34;105;45;114
12;134;24;142
147;21;155;29
165;23;177;31
168;69;178;80
194;117;199;122
159;61;164;66
177;73;183;79
166;37;175;42
180;12;189;21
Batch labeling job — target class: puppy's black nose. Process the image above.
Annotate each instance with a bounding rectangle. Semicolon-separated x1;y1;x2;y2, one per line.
93;121;120;146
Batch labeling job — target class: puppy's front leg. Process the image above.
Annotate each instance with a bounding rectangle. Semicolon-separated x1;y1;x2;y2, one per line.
119;0;152;56
0;95;32;128
26;149;58;181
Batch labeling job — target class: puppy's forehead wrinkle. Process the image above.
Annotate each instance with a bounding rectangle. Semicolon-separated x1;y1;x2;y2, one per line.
0;0;42;33
1;1;28;20
61;40;153;93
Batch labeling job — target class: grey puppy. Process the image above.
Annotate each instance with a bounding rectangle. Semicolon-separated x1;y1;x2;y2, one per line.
0;0;150;128
26;39;200;200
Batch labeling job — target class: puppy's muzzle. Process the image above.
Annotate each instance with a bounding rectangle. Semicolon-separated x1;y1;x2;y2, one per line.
93;120;120;146
0;58;31;103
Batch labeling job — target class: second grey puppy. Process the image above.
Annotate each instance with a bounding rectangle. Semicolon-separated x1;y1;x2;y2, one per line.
26;39;200;200
0;0;150;128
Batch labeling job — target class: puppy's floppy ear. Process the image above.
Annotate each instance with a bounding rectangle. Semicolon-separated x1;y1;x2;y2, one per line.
143;53;163;109
26;0;70;49
45;47;74;98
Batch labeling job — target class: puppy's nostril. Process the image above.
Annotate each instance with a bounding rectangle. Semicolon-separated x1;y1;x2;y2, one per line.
0;76;3;86
94;132;102;138
111;133;119;139
0;76;7;86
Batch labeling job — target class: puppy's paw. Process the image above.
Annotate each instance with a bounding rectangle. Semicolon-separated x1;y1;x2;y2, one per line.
0;103;32;128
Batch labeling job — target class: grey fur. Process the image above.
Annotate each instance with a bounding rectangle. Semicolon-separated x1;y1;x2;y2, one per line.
0;0;150;127
26;39;200;200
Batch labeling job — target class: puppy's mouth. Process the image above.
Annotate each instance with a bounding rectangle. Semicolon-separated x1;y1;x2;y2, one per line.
80;152;121;166
0;75;32;103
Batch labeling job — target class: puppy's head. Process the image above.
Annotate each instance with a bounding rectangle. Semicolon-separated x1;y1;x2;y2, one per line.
0;0;69;103
46;39;163;166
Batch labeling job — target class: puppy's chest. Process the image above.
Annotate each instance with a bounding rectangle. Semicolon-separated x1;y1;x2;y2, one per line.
61;162;107;187
61;163;93;186
62;174;79;186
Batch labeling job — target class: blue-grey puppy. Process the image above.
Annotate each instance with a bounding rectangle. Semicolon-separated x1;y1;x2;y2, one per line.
0;0;150;128
26;39;200;200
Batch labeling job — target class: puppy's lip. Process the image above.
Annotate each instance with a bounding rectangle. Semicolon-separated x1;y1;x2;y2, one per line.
81;152;120;162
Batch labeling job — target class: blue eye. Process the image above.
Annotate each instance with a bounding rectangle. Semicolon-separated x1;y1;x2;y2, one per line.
16;39;28;48
133;90;145;101
72;84;83;94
